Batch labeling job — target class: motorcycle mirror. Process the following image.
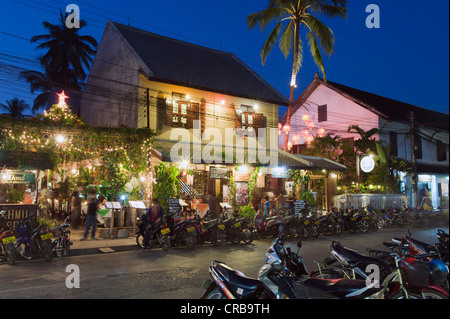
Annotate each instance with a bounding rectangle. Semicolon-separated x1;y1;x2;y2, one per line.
297;238;302;248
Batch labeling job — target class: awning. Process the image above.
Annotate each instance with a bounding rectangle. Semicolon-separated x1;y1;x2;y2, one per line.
152;138;345;171
296;155;348;172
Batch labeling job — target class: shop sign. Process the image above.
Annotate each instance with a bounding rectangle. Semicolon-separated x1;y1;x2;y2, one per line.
272;167;289;178
360;156;375;173
0;170;35;184
209;166;229;180
0;204;38;231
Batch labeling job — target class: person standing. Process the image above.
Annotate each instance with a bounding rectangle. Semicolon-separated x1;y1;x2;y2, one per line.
70;186;83;229
80;191;100;241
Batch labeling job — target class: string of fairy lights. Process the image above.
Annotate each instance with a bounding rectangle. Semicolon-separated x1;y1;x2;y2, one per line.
0;91;155;200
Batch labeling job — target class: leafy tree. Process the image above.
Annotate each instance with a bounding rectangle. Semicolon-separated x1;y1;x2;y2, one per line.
20;11;97;113
0;97;30;118
247;0;347;150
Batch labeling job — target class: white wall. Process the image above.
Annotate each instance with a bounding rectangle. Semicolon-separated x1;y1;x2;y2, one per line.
280;83;380;146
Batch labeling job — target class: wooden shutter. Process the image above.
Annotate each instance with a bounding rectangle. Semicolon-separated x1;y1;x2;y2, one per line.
200;99;206;133
253;113;264;137
233;104;241;129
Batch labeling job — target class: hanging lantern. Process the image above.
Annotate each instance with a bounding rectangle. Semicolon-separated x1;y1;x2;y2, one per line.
302;114;310;122
278;130;282;136
307;121;315;129
301;129;309;137
278;122;283;130
287;141;293;150
317;128;326;137
306;135;314;143
283;124;291;133
292;133;300;144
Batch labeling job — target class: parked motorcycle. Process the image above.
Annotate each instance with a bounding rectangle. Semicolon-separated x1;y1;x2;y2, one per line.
201;227;384;299
312;240;448;299
51;216;73;257
190;213;226;246
15;215;53;262
253;210;285;239
0;210;16;265
164;212;197;249
136;218;171;251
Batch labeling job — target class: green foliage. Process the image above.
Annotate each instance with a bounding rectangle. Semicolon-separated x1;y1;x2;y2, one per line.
239;204;257;222
7;188;25;203
153;162;181;213
301;191;316;208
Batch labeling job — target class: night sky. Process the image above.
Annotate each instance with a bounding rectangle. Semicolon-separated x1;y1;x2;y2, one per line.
1;0;449;118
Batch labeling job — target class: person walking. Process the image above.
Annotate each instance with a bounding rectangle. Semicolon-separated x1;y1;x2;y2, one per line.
80;191;101;241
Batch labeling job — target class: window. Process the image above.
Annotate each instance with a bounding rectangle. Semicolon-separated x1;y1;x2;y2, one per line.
318;104;327;122
165;92;199;129
390;131;398;157
437;140;447;162
235;104;265;136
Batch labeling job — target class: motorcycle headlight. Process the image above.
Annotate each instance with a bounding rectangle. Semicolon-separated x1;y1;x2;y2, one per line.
257;264;271;278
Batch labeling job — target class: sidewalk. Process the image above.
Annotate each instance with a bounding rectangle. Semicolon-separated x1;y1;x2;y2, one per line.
69;228;139;256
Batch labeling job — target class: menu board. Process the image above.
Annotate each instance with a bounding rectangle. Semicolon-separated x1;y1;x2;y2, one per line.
294;200;307;214
168;198;181;213
209;166;229;180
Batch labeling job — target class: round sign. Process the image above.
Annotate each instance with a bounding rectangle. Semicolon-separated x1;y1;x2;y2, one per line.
360;156;375;173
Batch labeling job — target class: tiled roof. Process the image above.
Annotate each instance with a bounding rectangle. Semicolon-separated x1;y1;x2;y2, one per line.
281;76;449;131
111;22;289;106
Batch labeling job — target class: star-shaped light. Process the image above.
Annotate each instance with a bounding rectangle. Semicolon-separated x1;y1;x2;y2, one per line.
57;90;69;106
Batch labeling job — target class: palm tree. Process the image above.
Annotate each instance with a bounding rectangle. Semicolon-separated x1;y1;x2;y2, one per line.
0;97;30;118
20;11;97;113
247;0;347;150
20;60;81;113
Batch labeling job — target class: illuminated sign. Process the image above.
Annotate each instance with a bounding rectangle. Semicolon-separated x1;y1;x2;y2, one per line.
360;156;375;173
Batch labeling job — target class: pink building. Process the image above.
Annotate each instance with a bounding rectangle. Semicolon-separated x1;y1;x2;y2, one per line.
280;74;449;209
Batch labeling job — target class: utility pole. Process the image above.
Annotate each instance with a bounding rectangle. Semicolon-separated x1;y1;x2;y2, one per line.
409;109;418;208
146;88;150;129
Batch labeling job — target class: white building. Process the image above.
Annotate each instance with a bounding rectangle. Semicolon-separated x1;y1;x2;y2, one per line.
280;74;449;209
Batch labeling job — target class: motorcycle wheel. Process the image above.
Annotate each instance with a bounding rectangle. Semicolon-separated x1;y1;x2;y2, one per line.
16;241;32;260
298;227;309;238
204;287;226;299
418;289;449;299
309;226;319;237
377;219;385;229
158;234;171;251
241;229;253;244
40;239;53;262
185;233;196;250
358;220;370;232
212;229;225;246
136;234;145;249
54;239;64;258
332;223;343;235
6;243;16;266
287;225;299;238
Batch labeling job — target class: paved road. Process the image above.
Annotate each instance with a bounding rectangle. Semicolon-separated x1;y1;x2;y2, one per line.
0;226;447;299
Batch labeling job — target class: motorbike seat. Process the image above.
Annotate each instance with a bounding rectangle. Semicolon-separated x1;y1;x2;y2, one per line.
216;263;263;292
302;277;379;298
331;241;390;269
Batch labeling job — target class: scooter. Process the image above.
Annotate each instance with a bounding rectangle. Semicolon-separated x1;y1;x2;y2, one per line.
253;210;285;239
165;212;197;249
